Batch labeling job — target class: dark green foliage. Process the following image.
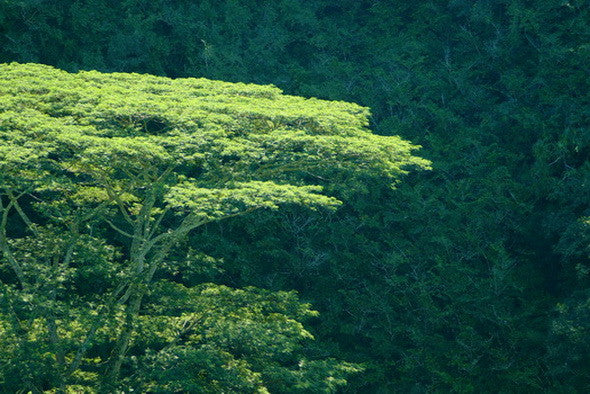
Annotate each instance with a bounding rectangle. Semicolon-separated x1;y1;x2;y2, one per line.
0;0;588;392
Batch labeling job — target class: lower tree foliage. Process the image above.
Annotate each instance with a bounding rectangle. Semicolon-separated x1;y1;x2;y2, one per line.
0;0;589;392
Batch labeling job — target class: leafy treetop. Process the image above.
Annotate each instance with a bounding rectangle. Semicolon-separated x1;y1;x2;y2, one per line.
0;63;428;392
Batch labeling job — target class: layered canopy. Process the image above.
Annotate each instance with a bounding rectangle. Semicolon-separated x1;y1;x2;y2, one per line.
0;63;428;392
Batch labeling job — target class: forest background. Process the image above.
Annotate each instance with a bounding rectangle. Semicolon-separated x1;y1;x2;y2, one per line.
0;0;589;392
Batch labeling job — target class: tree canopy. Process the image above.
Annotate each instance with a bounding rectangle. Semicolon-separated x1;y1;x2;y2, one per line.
0;63;428;392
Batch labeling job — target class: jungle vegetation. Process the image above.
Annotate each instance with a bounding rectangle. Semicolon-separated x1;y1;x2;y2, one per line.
0;0;588;392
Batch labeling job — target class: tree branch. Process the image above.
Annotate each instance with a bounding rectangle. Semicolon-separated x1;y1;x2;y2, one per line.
0;197;27;288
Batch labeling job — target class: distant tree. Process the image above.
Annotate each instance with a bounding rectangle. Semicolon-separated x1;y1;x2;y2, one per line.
0;63;428;392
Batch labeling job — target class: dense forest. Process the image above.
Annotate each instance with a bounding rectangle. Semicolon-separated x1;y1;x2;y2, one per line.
0;0;588;392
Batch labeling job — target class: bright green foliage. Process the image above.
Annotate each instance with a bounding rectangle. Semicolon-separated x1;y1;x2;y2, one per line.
134;283;358;393
0;63;426;392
